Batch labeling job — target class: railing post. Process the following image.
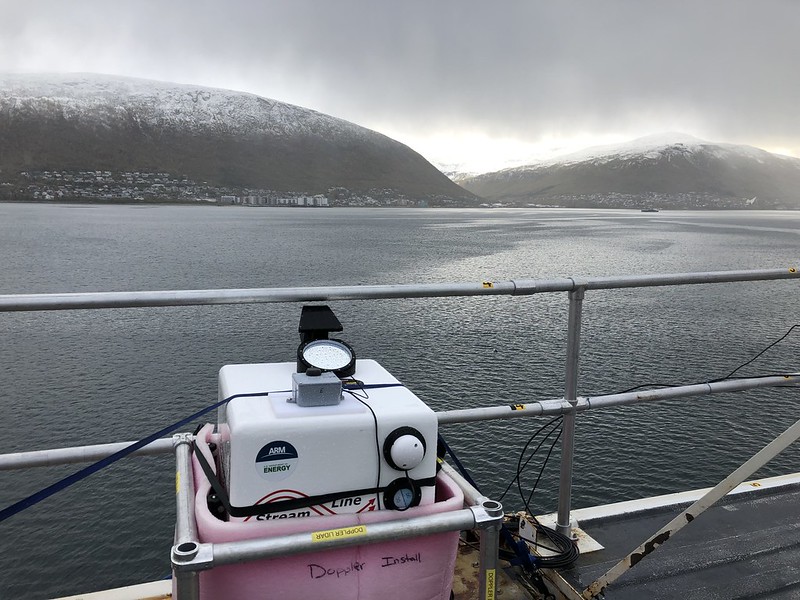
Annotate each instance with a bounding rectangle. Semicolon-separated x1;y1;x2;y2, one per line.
556;285;585;537
476;499;504;600
172;433;201;600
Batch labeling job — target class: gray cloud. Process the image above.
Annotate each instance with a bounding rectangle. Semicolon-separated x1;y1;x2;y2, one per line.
2;0;799;162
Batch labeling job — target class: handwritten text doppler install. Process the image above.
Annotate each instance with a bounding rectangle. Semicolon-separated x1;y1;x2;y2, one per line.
308;553;423;579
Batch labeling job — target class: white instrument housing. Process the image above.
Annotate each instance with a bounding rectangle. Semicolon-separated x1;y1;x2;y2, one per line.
217;360;437;520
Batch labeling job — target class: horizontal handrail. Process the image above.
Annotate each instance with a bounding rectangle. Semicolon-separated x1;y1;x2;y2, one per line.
436;375;800;423
1;267;797;311
0;438;175;470
3;375;797;471
209;508;479;566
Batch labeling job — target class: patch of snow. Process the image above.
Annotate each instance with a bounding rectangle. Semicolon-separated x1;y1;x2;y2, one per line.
495;132;792;175
0;72;380;143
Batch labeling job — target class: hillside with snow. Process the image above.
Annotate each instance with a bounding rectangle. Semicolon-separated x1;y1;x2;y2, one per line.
460;134;800;209
0;73;475;204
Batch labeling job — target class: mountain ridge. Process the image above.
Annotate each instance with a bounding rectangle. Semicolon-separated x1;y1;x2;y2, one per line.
0;73;475;204
459;134;800;209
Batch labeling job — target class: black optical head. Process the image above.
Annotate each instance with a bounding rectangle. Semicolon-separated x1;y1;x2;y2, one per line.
298;305;343;343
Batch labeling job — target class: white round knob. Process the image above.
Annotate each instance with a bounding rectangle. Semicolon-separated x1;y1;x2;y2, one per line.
388;434;426;470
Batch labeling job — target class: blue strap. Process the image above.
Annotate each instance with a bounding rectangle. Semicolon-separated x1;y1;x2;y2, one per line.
438;434;482;491
0;391;265;524
0;381;406;524
344;382;405;391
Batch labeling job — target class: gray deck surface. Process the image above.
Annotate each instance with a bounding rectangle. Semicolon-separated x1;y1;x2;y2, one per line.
559;484;800;599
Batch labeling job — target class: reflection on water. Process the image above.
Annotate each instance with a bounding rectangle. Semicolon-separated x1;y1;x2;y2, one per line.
1;204;799;598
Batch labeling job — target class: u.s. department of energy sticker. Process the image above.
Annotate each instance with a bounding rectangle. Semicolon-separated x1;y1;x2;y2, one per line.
256;440;299;481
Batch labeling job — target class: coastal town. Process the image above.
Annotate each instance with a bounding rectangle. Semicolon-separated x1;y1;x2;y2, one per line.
0;170;435;207
0;169;786;210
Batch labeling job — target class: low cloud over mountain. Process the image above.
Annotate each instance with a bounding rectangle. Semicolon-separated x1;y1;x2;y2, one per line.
459;134;800;209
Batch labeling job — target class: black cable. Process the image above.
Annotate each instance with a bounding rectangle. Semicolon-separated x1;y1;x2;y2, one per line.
514;420;563;509
507;325;797;571
343;385;369;401
441;430;579;570
456;324;799;575
502;419;577;569
346;385;382;510
719;324;799;380
534;524;580;568
497;416;562;502
525;434;579;567
603;323;799;395
523;427;563;516
614;383;681;394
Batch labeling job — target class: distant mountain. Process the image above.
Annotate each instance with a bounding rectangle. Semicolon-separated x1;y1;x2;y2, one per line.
0;73;475;204
435;165;480;183
460;134;800;209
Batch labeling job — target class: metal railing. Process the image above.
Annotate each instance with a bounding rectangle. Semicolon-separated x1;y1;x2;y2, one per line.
169;436;504;600
2;267;799;599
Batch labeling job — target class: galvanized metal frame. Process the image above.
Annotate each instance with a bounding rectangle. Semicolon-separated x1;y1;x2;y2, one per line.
168;438;504;600
2;267;799;598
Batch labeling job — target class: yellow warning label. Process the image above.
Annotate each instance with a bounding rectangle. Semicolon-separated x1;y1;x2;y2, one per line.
511;404;526;411
482;281;494;288
311;525;368;543
175;472;180;494
485;568;496;600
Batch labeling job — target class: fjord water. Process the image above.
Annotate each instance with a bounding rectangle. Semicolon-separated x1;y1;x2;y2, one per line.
1;203;799;599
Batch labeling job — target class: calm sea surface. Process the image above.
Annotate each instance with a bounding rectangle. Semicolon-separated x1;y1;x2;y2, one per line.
1;203;799;598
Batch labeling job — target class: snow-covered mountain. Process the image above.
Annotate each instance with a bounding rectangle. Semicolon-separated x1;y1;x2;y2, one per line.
0;73;474;203
460;134;800;209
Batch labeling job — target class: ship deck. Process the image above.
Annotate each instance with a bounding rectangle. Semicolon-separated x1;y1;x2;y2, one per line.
541;474;800;599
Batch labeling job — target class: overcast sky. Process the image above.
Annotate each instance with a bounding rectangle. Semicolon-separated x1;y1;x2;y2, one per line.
2;1;798;172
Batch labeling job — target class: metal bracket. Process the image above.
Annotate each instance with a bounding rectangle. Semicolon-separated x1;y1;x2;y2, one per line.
568;278;588;297
471;499;504;528
171;541;214;572
172;432;194;448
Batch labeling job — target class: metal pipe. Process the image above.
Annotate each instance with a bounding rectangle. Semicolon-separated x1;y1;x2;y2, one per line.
436;375;800;424
478;500;504;600
439;460;487;506
0;438;174;471
556;286;585;537
583;267;799;290
172;434;200;600
2;376;796;470
211;509;477;565
173;434;198;546
173;569;199;600
1;267;797;312
0;281;520;311
584;376;800;409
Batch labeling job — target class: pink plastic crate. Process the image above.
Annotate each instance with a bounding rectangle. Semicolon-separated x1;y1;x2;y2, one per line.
185;425;465;600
